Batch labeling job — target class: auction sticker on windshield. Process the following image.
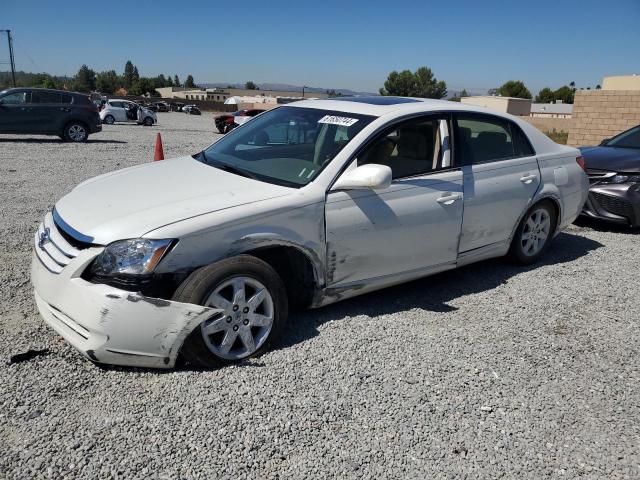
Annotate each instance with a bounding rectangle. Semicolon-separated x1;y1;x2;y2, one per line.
318;115;359;127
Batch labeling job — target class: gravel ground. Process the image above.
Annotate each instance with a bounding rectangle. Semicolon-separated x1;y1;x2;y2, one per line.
0;112;638;479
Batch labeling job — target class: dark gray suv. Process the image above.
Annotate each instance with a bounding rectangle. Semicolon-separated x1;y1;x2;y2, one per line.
0;88;102;142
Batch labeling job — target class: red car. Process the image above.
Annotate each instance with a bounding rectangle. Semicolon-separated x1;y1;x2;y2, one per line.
215;109;266;134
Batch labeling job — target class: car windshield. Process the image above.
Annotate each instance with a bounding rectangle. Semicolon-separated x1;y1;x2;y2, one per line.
197;106;375;187
605;126;640;149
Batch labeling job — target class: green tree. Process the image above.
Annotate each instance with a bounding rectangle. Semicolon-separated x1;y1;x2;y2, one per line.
595;84;601;90
184;75;196;88
123;60;135;89
535;87;555;103
326;89;343;97
166;75;174;87
73;64;96;92
487;87;500;95
132;66;140;84
174;75;181;87
498;80;532;99
379;66;447;99
96;70;119;94
449;88;469;102
553;85;575;104
244;81;259;90
129;77;159;97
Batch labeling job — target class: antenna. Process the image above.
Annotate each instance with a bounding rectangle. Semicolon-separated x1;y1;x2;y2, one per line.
0;29;16;87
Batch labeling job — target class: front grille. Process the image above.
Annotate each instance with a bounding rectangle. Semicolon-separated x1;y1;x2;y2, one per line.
586;169;616;185
34;212;82;274
591;192;635;220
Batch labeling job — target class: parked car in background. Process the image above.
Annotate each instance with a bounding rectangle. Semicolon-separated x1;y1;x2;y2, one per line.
579;124;640;226
0;87;101;142
32;97;588;369
169;102;185;112
184;105;201;115
100;99;157;126
154;101;169;112
215;108;266;133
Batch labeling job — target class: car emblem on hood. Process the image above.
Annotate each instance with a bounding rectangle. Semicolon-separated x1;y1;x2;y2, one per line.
38;227;51;250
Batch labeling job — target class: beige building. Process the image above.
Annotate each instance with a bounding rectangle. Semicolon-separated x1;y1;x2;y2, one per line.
530;102;573;119
601;74;640;91
156;86;329;103
460;95;532;116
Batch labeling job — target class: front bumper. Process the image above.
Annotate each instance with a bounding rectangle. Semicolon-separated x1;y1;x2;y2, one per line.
31;213;220;368
581;183;640;226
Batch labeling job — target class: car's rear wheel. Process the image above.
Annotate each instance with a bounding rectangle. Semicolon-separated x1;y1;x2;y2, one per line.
143;117;154;126
509;200;557;264
63;122;88;142
173;255;288;368
103;115;115;125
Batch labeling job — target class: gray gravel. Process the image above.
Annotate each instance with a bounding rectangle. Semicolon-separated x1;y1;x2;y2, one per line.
1;112;639;479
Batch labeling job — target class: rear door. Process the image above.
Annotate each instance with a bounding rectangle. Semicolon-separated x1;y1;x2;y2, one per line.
454;113;539;252
30;90;65;133
0;90;33;132
108;101;127;121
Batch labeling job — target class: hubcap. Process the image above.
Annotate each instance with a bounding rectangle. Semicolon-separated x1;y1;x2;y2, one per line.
201;276;274;360
68;125;86;141
521;208;551;256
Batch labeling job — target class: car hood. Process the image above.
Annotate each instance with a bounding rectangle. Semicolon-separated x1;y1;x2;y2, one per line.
579;146;640;173
54;156;293;245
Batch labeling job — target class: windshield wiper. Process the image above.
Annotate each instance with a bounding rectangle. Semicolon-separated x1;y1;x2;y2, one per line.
210;161;257;180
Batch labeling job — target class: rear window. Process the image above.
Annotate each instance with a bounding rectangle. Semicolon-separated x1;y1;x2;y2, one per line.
32;91;62;104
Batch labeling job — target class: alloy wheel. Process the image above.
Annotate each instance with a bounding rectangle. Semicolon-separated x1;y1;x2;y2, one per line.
201;276;274;360
68;124;87;141
521;208;551;256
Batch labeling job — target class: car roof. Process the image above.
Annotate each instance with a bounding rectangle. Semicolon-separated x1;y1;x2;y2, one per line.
1;87;84;97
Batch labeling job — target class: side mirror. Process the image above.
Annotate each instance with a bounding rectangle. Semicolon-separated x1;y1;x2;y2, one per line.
332;163;392;191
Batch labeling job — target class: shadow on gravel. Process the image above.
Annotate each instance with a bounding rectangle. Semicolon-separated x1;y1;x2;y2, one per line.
0;138;127;144
573;217;639;235
277;231;604;351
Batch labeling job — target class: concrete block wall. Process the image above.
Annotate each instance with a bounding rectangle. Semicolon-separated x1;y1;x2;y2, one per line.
568;90;640;146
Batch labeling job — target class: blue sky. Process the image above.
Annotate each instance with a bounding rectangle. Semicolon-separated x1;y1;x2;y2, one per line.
3;0;639;94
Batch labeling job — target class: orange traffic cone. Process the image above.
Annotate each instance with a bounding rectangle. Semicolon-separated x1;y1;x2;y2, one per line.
154;133;164;161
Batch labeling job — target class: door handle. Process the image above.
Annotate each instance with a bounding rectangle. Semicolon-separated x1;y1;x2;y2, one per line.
436;193;461;205
520;174;537;184
60;107;72;112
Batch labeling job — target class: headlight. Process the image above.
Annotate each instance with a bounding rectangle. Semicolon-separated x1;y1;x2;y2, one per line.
91;238;173;276
608;174;640;184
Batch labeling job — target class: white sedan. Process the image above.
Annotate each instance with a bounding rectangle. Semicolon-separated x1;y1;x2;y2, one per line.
99;99;157;126
32;97;588;368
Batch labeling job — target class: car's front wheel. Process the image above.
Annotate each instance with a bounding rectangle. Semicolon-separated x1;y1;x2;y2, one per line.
174;255;288;368
509;200;557;264
143;117;154;126
63;122;88;142
103;115;115;125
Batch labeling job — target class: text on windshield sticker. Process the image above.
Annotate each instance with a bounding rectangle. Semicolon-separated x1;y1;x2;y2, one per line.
318;115;359;127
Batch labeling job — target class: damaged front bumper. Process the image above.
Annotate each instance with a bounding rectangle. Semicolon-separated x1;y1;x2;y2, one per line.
31;243;220;369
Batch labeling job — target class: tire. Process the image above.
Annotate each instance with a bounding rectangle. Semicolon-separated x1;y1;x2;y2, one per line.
143;117;153;126
509;200;557;265
63;122;88;142
173;255;288;368
103;115;115;125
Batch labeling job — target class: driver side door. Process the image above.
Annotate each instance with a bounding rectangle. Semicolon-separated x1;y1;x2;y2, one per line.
325;114;464;286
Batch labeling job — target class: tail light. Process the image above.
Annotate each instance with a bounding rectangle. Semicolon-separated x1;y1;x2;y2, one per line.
576;155;586;171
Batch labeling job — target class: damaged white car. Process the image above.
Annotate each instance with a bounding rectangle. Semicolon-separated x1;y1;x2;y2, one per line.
32;97;589;368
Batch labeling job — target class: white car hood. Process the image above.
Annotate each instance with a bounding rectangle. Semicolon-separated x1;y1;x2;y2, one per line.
54;156;292;245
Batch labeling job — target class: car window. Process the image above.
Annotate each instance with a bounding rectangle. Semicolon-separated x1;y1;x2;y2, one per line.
199;107;375;187
110;101;124;108
356;115;452;179
1;91;29;104
512;124;535;156
455;115;517;164
606;126;640;149
61;94;73;104
32;91;62;104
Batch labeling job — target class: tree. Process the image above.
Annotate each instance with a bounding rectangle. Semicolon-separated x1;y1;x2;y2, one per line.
449;88;469;102
244;81;259;90
73;64;96;92
596;84;601;90
535;87;555;103
41;76;57;89
487;87;500;96
129;78;159;97
132;66;140;84
174;75;181;87
96;70;119;94
379;66;447;99
553;85;574;104
123;60;135;89
184;75;196;88
326;89;343;97
497;80;532;99
166;75;174;87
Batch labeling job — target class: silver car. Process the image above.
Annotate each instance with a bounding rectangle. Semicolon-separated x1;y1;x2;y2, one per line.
32;96;589;368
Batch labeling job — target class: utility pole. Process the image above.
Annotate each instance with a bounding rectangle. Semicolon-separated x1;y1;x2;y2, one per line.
0;30;16;87
302;85;307;98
